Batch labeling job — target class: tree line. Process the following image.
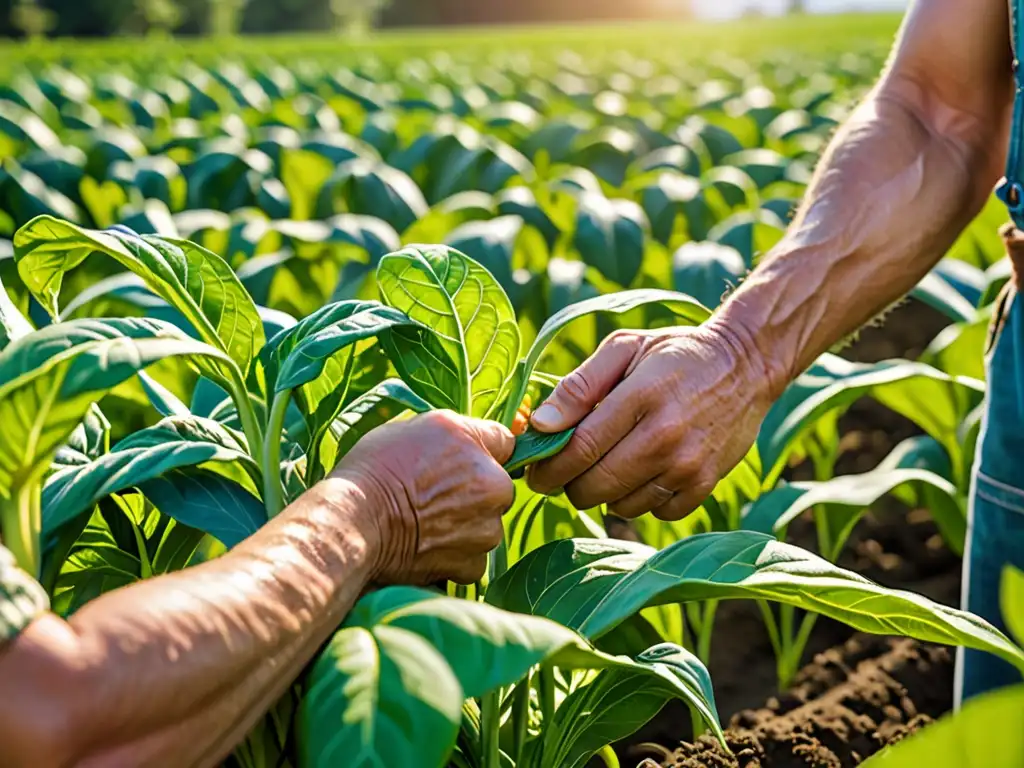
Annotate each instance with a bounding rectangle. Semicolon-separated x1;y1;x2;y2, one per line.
2;0;693;39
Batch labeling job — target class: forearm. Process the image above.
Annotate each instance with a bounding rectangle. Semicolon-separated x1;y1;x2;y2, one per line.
0;476;380;768
713;76;1009;397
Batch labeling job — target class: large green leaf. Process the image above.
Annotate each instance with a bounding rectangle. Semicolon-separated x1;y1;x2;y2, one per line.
0;318;235;499
861;685;1024;768
43;415;259;541
13;215;265;379
757;354;984;487
377;244;520;417
300;586;722;768
743;436;964;559
138;468;265;549
529;644;722;768
486;531;1024;672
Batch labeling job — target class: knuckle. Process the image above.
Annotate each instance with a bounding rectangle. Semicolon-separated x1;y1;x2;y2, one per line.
560;369;593;404
454;555;488;585
570;428;604;467
591;460;631;496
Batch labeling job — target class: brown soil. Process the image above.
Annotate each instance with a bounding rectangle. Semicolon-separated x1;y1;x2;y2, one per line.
637;636;952;768
610;297;966;768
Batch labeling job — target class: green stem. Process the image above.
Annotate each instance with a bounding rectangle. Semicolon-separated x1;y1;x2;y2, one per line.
227;372;265;468
757;600;783;660
595;745;621;768
263;391;290;517
511;674;531;765
780;612;820;689
539;666;555;728
481;689;501;768
0;482;41;578
696;600;718;665
689;705;707;741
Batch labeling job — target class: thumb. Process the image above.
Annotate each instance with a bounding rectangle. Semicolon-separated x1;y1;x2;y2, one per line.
465;417;516;463
530;333;638;433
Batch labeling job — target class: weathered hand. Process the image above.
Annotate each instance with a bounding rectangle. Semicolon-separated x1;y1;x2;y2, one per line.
329;410;515;584
527;324;772;520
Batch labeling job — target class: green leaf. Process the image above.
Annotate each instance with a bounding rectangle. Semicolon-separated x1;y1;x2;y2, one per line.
261;299;426;471
43;415;259;541
377;244;521;417
52;510;141;616
860;685;1024;768
139;468;265;549
301;586;723;768
1002;567;1024;647
322;378;433;470
486;531;1024;673
0;273;31;352
504;483;605;567
758;355;985;488
13;215;265;379
0;317;236;500
503;427;575;475
572;192;647;287
743;436;965;560
531;644;722;768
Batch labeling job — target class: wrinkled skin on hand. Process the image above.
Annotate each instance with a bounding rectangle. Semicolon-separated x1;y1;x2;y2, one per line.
330;410;516;585
527;324;772;521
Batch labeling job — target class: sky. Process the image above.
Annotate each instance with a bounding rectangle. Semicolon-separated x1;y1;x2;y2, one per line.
692;0;908;19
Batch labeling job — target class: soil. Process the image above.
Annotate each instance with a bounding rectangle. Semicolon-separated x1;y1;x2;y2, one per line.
610;298;968;767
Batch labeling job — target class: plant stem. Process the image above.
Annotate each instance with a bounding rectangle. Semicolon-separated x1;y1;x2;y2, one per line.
595;745;621;768
689;705;707;741
0;482;41;577
263;391;290;517
511;674;531;765
539;666;555;728
227;372;265;467
481;689;501;768
780;612;820;689
696;600;719;665
757;600;783;660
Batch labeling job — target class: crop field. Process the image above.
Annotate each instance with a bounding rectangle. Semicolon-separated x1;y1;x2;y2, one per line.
1;13;1023;768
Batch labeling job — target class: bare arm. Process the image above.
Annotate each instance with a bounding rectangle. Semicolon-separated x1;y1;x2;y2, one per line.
0;412;514;768
717;0;1015;395
528;0;1015;518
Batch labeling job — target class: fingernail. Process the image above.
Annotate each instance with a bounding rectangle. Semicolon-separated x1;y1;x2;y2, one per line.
531;403;560;430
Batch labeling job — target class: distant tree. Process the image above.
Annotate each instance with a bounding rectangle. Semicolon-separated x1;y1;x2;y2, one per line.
209;0;247;36
786;0;807;13
9;0;55;38
128;0;185;34
331;0;390;35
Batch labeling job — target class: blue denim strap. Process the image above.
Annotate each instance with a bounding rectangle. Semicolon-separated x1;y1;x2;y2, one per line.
997;0;1024;226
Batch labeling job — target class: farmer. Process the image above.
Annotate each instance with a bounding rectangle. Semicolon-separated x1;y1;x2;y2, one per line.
528;0;1023;706
0;412;515;766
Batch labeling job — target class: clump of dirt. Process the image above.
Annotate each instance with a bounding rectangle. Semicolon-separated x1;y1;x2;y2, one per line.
636;636;952;768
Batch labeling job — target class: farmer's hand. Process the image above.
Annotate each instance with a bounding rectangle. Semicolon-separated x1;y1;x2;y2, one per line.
331;410;515;585
527;324;772;520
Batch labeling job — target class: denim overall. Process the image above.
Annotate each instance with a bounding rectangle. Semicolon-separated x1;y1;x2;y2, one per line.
956;0;1024;705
